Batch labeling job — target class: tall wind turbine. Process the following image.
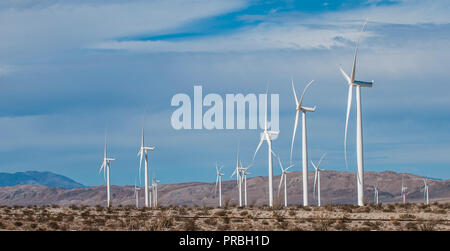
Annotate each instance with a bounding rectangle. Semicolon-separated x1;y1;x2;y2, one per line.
134;179;140;208
231;144;243;207
340;19;374;206
401;176;407;204
290;79;316;206
311;152;326;207
275;153;294;207
152;177;160;207
373;185;379;205
253;88;279;207
214;163;224;207
137;122;155;207
241;162;251;207
99;135;115;207
423;178;429;205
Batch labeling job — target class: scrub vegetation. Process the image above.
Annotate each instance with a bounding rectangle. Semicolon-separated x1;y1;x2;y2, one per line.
0;202;448;231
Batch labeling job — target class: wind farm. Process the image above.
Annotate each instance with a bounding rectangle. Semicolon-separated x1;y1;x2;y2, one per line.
1;0;450;234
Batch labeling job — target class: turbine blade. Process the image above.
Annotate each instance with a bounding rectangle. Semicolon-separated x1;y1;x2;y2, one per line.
351;19;368;82
278;174;284;197
290;110;300;165
277;154;284;172
298;80;315;107
138;151;143;185
316;152;327;169
253;136;265;162
340;67;351;83
344;86;353;170
291;78;299;107
214;176;219;194
99;161;105;174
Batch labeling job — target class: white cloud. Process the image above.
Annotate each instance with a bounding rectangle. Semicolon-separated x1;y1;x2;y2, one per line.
90;0;450;53
0;0;248;58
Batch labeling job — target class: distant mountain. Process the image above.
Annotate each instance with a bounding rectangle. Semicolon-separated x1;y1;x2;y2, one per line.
0;171;84;189
0;170;448;206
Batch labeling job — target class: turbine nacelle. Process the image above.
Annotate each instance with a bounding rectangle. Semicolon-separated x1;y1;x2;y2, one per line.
298;105;316;113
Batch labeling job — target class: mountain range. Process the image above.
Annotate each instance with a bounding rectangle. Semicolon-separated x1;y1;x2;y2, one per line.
0;170;448;206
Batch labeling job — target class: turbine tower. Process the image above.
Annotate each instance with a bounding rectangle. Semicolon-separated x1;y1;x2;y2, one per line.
214;163;224;207
99;135;115;207
373;185;379;205
253;89;279;207
242;164;251;207
340;19;374;206
231;144;243;207
275;153;294;207
137;122;155;207
134;179;140;208
311;152;326;207
423;178;429;205
401;176;407;204
152;177;160;207
290;79;316;206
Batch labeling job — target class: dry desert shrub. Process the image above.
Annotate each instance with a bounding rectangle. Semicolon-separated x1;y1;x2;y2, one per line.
312;214;334;231
399;213;416;220
419;221;437;231
183;218;197;231
362;221;382;230
334;220;348;230
204;218;217;226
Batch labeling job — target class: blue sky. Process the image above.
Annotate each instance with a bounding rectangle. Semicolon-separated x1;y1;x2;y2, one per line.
0;0;449;186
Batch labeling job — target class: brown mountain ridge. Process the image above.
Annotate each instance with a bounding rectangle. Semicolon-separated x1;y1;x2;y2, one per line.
0;170;448;206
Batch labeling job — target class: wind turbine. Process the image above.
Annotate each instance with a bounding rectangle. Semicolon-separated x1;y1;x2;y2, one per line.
134;179;140;208
311;152;326;207
214;163;225;207
152;177;160;207
99;134;115;207
231;144;243;207
253;88;279;207
241;161;251;207
137;122;155;207
290;79;316;206
373;185;379;205
275;153;294;207
423;178;429;205
340;19;374;206
401;176;407;204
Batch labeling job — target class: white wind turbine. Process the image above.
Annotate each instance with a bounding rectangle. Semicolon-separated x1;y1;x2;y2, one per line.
253;88;279;207
134;179;140;208
290;79;316;206
340;19;374;206
373;185;379;205
99;134;115;207
241;161;251;207
311;152;326;207
137;122;155;207
231;144;243;207
152;177;160;207
275;153;294;207
401;176;407;204
214;163;225;207
423;178;429;205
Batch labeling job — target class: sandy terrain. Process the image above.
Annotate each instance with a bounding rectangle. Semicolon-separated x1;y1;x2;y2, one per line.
0;202;448;231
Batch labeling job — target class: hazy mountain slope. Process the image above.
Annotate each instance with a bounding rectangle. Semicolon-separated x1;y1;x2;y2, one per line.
0;171;84;189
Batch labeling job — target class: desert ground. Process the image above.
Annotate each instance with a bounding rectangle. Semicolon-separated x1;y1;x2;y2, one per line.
0;202;448;231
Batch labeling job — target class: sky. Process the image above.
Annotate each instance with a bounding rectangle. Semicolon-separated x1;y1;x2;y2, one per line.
0;0;449;186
